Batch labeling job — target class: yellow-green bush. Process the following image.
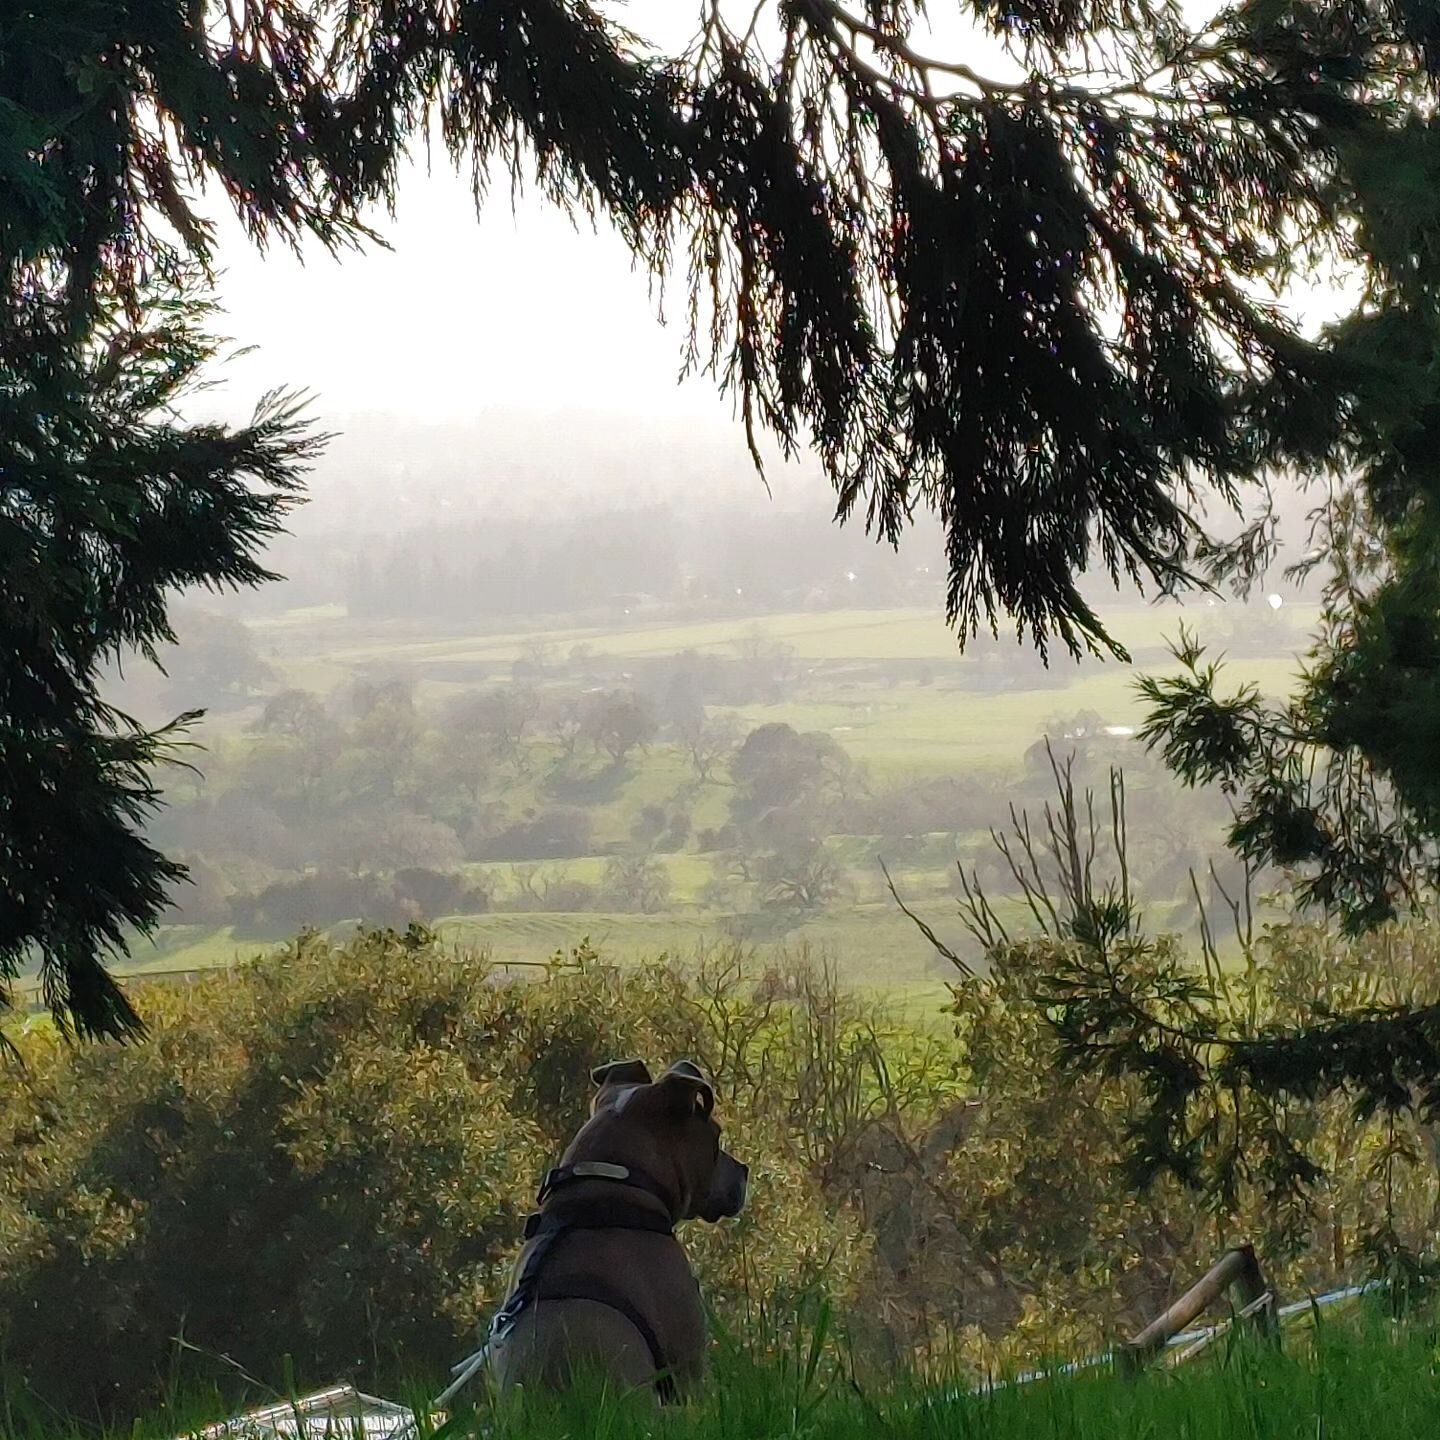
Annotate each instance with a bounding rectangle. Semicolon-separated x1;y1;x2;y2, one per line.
0;931;881;1419
6;920;1440;1425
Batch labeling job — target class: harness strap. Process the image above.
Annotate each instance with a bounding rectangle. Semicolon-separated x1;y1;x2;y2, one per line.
489;1172;681;1401
530;1275;679;1404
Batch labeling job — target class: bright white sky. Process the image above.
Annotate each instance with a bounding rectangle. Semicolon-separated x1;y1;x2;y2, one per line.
205;161;725;428
199;0;1343;475
202;0;727;436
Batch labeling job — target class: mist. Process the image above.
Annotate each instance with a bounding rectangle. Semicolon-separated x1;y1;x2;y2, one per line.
109;0;1328;982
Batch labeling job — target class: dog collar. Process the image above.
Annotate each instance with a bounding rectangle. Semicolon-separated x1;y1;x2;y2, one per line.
536;1160;678;1220
567;1161;631;1183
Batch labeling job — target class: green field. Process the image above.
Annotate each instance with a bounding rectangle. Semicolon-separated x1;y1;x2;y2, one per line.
254;599;1316;670
111;892;970;991
440;897;965;980
724;653;1299;778
243;603;1313;798
79;597;1316;1001
245;600;1314;779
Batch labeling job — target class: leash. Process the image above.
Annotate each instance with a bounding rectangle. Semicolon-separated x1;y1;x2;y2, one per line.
391;1160;682;1438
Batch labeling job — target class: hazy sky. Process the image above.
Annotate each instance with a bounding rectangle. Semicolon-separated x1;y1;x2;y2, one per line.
205;166;730;428
197;1;1056;435
202;0;728;437
199;0;1339;473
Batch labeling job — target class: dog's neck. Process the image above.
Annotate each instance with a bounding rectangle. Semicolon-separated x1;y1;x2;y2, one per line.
537;1159;679;1224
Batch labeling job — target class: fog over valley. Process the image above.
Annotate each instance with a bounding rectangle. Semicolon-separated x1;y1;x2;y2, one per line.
91;142;1328;979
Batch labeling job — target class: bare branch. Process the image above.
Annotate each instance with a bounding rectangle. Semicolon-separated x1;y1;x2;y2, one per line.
880;857;976;978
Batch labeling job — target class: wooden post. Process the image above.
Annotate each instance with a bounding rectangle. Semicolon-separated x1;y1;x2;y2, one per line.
1119;1245;1276;1376
1229;1243;1280;1346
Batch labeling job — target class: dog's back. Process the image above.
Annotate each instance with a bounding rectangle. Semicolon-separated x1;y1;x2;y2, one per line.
488;1225;707;1396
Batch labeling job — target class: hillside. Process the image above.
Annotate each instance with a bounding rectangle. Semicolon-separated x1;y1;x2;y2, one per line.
58;595;1318;1002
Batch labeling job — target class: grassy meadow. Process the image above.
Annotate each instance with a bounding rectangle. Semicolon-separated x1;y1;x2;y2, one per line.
251;601;1313;777
52;594;1319;1008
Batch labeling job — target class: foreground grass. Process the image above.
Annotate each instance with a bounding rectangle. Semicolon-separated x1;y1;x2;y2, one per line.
8;1318;1435;1440
505;1325;1440;1440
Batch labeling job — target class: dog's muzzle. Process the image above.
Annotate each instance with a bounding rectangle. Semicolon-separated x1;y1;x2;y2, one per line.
702;1151;748;1222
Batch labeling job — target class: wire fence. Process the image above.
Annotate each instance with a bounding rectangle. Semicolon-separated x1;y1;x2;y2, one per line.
9;953;600;1015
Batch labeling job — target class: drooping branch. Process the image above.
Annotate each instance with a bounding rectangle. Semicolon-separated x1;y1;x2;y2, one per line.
23;0;1438;659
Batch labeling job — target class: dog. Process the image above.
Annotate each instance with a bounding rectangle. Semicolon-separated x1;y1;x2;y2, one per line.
484;1058;748;1402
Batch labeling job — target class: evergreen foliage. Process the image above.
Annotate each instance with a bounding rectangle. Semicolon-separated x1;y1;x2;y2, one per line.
1108;104;1440;1208
948;748;1440;1285
7;0;1440;1035
15;1;1440;654
0;271;320;1037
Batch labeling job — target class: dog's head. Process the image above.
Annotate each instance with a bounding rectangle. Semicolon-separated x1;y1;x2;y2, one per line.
570;1058;748;1223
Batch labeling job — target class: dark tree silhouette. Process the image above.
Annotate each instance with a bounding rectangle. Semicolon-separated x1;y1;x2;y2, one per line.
1058;97;1440;1204
23;1;1440;650
0;275;319;1038
581;690;657;767
6;0;1440;1034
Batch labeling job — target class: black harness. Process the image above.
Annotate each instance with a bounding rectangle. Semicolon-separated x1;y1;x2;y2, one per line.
488;1162;681;1402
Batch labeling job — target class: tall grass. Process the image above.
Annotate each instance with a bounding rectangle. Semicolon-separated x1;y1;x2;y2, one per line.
5;1313;1434;1440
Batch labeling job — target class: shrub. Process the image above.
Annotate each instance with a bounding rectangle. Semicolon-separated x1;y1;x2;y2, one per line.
326;813;466;873
162;853;234;926
228;869;491;936
630;803;669;846
392;867;492;917
0;933;873;1421
229;870;394;935
660;810;693;852
602;854;673;913
475;808;594;861
489;869;600;913
538;878;600;912
6;923;1431;1426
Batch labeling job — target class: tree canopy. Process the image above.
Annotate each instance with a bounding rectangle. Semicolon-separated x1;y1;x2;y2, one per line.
1080;51;1440;1215
0;270;319;1037
6;0;1440;1035
16;1;1440;650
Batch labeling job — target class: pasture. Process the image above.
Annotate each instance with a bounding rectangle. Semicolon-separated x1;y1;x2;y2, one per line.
98;596;1316;997
249;600;1315;781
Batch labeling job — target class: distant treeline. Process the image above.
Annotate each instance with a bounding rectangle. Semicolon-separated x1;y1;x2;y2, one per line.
339;501;945;622
216;484;1322;624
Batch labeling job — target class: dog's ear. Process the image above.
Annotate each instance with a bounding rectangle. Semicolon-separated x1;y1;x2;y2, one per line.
656;1060;714;1118
590;1059;653;1089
